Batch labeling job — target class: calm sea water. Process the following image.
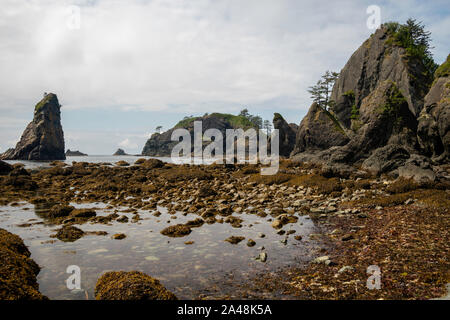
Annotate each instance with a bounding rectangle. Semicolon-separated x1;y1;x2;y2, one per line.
0;202;322;299
3;155;172;169
1;155;323;299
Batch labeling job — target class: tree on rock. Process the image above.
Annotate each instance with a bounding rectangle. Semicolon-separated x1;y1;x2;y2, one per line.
308;70;339;110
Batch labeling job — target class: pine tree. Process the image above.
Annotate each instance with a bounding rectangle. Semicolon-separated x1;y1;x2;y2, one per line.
308;70;339;110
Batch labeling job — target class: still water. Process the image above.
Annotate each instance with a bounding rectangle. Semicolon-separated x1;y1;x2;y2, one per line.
0;201;322;300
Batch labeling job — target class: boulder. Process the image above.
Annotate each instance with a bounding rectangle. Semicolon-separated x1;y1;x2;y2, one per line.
397;154;436;182
1;93;65;160
0;228;47;299
361;144;410;175
0;160;13;175
95;271;177;300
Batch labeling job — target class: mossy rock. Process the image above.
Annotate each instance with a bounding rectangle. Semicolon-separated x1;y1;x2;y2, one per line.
95;271;177;300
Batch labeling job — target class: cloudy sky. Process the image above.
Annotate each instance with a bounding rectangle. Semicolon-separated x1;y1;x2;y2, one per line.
1;0;449;155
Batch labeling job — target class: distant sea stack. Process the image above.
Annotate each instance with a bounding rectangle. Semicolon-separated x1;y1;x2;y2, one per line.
1;93;65;161
141;113;259;157
113;148;127;156
66;149;88;157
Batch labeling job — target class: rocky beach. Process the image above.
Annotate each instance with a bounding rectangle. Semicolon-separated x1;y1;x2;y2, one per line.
0;157;448;299
0;12;449;302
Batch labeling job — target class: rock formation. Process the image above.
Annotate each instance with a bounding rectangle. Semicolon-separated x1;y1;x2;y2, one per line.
66;149;88;156
0;228;47;299
291;103;349;156
95;271;177;300
290;24;448;181
142;113;258;157
1;93;65;161
417;54;450;162
273;113;298;157
113;148;127;156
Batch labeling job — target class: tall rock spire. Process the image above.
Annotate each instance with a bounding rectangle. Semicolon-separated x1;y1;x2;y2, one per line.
1;93;66;160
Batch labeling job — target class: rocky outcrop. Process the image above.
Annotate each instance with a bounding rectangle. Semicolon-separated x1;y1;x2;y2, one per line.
291;103;349;155
0;228;47;300
330;27;432;127
66;149;87;156
1;93;65;161
329;81;418;164
291;24;445;181
417;55;450;162
273;113;297;157
142;113;258;157
113;148;127;156
95;271;177;300
0;160;13;175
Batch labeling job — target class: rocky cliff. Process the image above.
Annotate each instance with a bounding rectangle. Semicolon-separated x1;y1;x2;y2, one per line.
142;113;258;157
1;93;65;161
291;24;448;181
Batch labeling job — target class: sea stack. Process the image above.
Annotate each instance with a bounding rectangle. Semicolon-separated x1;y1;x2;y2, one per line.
113;148;127;156
1;93;65;161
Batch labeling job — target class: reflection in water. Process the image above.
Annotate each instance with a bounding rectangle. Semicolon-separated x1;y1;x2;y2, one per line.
0;202;322;299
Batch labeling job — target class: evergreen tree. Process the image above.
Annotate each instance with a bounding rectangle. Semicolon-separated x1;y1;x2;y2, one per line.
308;70;339;110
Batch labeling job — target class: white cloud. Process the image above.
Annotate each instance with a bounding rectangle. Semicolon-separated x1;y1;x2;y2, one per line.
1;0;448;154
118;138;138;150
0;0;374;114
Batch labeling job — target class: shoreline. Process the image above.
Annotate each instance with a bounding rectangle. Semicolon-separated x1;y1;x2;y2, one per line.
0;159;448;300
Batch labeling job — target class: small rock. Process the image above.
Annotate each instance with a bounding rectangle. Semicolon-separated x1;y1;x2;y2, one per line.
224;236;245;244
259;252;267;262
112;233;126;240
247;239;256;247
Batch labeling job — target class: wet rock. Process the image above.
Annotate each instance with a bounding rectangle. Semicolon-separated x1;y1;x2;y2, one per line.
294;235;303;241
70;208;96;218
141;158;164;169
115;160;129;167
160;224;192;237
184;218;204;228
95;271;177;300
152;211;162;217
247;239;256;247
224;236;245;244
341;234;354;241
48;204;75;218
116;215;129;223
0;228;47;299
52;225;85;242
112;233;126;240
0;160;13;175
